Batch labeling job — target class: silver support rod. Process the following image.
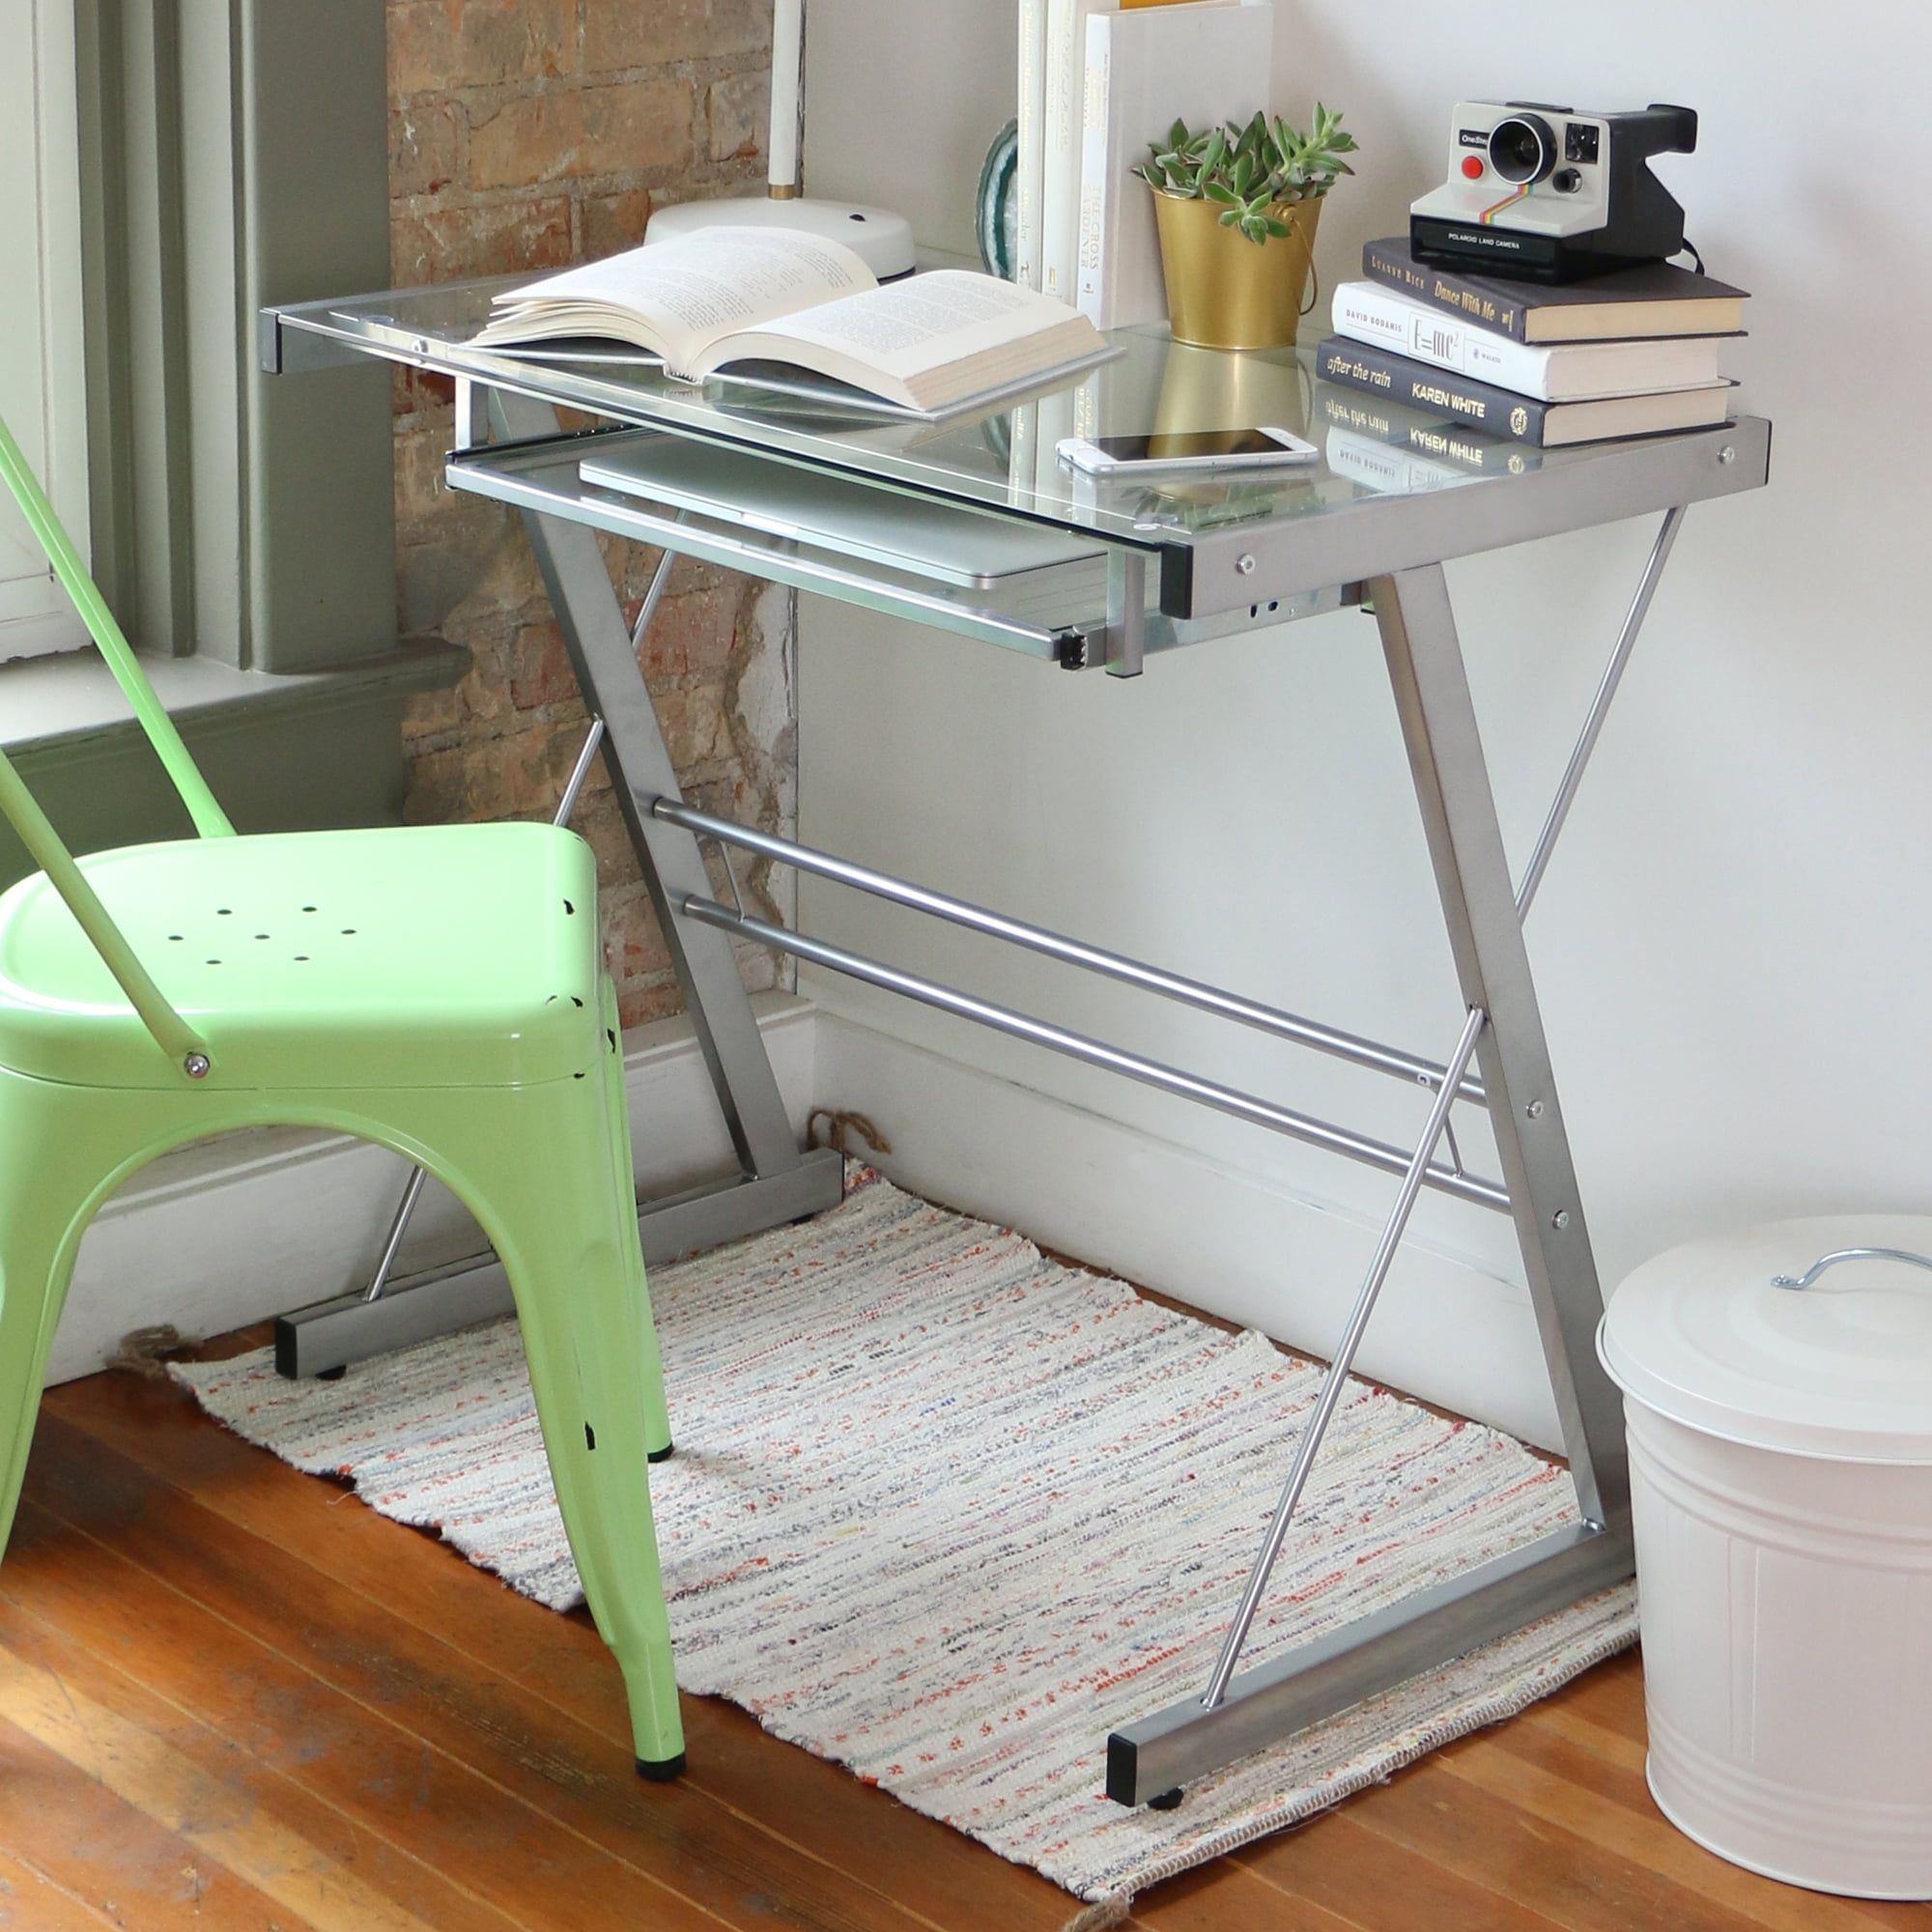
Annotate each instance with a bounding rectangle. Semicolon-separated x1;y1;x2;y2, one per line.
654;798;1487;1106
1105;550;1146;678
554;716;608;826
1514;505;1685;919
1200;1004;1489;1708
360;1167;428;1304
682;895;1511;1212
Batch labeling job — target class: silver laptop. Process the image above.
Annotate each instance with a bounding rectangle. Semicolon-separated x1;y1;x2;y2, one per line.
580;435;1101;590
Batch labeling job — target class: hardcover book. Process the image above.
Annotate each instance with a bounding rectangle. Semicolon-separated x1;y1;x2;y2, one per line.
1331;279;1734;401
1360;237;1748;344
471;230;1111;419
1313;335;1734;447
1039;0;1114;303
1016;0;1048;289
1074;1;1274;329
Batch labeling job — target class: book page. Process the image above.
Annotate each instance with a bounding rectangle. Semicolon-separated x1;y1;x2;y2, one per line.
695;271;1074;382
476;228;876;366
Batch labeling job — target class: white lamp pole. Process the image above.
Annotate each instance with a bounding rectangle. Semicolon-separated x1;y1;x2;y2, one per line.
645;0;916;277
768;0;806;196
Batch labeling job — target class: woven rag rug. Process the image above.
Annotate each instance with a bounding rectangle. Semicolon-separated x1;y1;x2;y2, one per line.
174;1168;1635;1911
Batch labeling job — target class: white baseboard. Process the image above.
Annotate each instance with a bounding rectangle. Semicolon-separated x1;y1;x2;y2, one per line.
809;1006;1564;1450
58;990;1564;1453
51;992;821;1386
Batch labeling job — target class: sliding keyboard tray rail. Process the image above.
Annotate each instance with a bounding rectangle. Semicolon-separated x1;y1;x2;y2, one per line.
445;432;1354;672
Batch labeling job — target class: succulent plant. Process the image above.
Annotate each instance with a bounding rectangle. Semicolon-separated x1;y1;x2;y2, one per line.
1134;105;1358;243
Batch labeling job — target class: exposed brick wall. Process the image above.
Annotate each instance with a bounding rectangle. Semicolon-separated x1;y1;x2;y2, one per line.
386;0;792;1028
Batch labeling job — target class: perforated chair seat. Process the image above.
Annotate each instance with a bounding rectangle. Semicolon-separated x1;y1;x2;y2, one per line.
0;821;603;1091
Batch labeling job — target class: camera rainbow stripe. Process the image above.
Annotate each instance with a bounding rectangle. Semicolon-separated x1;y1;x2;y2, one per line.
1480;181;1534;223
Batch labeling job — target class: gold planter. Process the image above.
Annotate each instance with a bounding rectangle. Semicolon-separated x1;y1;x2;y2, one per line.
1151;190;1322;351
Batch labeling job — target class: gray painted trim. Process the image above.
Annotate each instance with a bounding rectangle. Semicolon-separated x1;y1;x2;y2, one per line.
238;0;396;672
0;639;465;760
73;0;396;676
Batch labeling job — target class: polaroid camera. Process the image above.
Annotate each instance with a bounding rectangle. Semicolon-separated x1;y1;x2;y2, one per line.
1409;101;1698;282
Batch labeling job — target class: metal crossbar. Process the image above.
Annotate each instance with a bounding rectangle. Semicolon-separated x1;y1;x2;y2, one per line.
681;895;1511;1212
653;798;1487;1105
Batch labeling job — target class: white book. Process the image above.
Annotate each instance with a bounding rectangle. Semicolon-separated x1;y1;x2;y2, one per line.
471;229;1112;419
1075;1;1274;329
1039;0;1114;304
1016;0;1048;290
1330;279;1732;402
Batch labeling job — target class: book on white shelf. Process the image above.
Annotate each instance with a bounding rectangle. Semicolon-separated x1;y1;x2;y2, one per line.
1040;0;1115;303
1016;0;1048;290
1331;279;1735;402
469;229;1112;419
1076;0;1274;330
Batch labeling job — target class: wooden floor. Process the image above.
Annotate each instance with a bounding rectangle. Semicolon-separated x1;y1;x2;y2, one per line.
0;1350;1917;1932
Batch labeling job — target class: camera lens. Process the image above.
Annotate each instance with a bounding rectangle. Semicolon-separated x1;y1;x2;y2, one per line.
1488;114;1555;185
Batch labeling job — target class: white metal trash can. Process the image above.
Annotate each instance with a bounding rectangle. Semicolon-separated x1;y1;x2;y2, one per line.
1598;1214;1932;1900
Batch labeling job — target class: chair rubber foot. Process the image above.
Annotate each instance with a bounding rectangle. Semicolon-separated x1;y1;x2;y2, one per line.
647;1440;674;1463
1146;1787;1184;1810
637;1752;686;1782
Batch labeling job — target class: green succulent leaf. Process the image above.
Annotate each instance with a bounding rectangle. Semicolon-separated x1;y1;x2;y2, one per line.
1140;105;1357;235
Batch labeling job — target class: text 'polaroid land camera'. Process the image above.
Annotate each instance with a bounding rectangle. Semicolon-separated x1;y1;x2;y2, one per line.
1409;101;1698;282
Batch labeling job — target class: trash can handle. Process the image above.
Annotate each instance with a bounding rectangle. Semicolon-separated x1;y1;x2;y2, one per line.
1771;1247;1932;1292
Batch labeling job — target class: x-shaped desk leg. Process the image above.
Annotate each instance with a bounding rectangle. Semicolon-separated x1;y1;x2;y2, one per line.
271;391;842;1378
1108;512;1683;1802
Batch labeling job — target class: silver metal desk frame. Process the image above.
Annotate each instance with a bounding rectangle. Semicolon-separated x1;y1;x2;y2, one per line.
261;297;1768;1803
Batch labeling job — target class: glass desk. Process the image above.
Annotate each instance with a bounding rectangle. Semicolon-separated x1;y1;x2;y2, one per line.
263;276;1771;1804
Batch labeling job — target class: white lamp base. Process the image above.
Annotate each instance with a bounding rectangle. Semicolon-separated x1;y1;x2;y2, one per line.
644;196;917;280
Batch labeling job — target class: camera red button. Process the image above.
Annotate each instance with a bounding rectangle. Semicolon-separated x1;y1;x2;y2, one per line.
1461;155;1485;179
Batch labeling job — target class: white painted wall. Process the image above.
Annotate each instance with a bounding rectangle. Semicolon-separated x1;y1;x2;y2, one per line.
797;2;1932;1444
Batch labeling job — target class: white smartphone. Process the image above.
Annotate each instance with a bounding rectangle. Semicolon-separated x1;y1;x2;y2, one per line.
1056;426;1319;475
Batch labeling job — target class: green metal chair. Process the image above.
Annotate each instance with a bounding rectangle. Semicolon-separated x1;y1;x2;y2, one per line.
0;414;685;1778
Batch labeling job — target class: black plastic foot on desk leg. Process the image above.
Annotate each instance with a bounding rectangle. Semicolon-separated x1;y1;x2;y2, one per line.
317;1365;348;1381
637;1752;686;1782
1146;1787;1184;1811
647;1440;674;1463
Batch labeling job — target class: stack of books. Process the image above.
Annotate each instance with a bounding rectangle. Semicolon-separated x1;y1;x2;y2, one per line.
1017;0;1275;328
1314;238;1749;450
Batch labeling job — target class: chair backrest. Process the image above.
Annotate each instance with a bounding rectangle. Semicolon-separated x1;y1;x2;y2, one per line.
0;412;231;1076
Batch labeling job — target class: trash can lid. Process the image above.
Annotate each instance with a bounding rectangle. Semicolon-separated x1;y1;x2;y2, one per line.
1598;1214;1932;1463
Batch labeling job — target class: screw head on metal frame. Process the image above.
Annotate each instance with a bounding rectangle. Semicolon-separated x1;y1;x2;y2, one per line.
1236;554;1257;576
1718;445;1736;466
1524;1099;1545;1120
1551;1208;1572;1230
183;1052;212;1079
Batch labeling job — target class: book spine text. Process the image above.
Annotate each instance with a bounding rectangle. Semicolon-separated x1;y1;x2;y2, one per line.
1360;238;1528;342
1039;0;1085;302
1016;0;1048;289
1333;281;1552;398
1314;336;1552;445
1073;14;1111;320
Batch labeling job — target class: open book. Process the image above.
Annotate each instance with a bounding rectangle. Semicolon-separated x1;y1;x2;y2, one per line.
470;228;1112;418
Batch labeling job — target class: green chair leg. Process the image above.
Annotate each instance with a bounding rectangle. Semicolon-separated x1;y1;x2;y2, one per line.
419;1068;685;1777
598;980;672;1463
0;1077;195;1555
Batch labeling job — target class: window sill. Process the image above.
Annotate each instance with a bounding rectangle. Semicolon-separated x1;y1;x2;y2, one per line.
0;639;466;760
